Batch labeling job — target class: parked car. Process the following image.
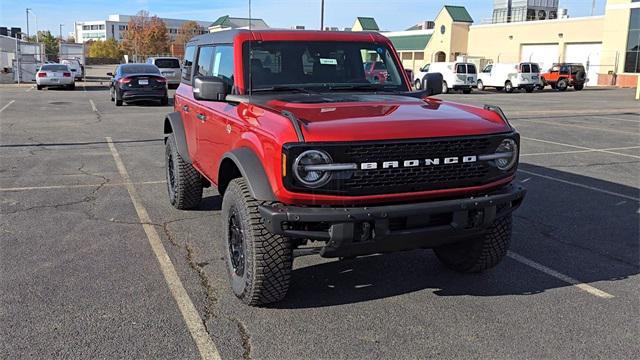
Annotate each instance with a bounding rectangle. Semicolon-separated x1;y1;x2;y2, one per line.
540;63;587;91
363;61;389;83
107;64;168;106
477;62;540;93
163;29;526;306
146;57;182;88
414;62;477;94
36;64;75;90
60;59;84;80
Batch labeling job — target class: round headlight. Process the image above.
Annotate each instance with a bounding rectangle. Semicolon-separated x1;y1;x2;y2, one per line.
293;150;332;188
495;139;518;170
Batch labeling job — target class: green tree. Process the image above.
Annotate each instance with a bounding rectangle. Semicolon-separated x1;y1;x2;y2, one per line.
26;31;59;60
88;38;124;59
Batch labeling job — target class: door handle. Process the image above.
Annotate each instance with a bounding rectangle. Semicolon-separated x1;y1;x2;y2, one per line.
197;113;207;122
182;105;189;112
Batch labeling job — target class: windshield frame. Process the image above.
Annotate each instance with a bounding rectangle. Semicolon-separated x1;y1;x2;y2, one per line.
241;40;409;94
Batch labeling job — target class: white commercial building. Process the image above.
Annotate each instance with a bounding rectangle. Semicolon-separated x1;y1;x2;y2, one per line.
73;14;210;43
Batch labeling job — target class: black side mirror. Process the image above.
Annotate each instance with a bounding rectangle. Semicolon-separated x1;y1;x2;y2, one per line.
106;72;113;77
193;76;227;101
422;72;443;96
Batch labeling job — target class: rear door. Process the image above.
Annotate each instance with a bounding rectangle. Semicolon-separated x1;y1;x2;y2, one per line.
192;44;237;180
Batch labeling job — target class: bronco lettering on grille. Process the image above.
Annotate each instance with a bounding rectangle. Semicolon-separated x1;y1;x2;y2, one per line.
360;155;477;170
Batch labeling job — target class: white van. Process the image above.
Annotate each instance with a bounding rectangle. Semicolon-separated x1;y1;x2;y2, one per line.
60;59;84;80
477;62;540;93
414;62;477;94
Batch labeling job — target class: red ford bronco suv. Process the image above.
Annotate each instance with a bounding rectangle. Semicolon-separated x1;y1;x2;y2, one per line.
540;63;587;91
163;30;526;306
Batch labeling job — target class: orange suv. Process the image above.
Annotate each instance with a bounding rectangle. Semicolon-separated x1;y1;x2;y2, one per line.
540;63;587;91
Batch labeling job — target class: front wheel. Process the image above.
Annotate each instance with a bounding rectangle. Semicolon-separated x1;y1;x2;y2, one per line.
476;80;484;91
504;81;514;93
222;178;293;306
434;215;512;273
441;81;449;94
165;133;203;209
414;79;422;90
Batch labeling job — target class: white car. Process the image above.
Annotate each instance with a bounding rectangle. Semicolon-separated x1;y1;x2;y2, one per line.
477;62;540;93
414;62;477;94
146;57;181;88
60;59;84;80
36;64;75;90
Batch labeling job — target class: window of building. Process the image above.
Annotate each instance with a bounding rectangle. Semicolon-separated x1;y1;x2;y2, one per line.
99;24;105;30
625;8;640;73
414;52;424;61
401;52;412;60
82;25;90;30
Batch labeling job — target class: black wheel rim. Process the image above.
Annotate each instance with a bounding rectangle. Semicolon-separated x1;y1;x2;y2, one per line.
228;210;245;276
166;150;176;199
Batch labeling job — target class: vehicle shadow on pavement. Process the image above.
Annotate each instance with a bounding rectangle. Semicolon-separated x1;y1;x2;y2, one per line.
272;164;638;308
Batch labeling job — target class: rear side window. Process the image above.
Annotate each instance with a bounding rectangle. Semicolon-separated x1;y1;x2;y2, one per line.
182;45;196;83
155;58;180;68
531;64;540;73
456;64;466;73
467;64;477;74
521;64;531;73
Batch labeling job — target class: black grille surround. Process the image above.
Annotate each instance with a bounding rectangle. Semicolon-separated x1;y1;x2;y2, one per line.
282;132;519;196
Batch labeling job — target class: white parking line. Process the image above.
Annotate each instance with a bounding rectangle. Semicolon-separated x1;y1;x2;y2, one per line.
0;100;15;113
514;118;637;135
25;86;34;92
106;137;220;360
593;115;640;124
522;137;640;160
0;180;165;192
518;169;639;201
89;99;98;112
508;251;615;299
521;145;640;157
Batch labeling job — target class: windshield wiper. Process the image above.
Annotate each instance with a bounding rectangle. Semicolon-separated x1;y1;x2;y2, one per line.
326;84;398;92
251;86;315;94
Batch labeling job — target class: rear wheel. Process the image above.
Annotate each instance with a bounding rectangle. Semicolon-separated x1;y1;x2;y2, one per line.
556;79;568;91
525;86;534;93
441;81;449;94
504;81;514;93
414;79;422;90
462;88;472;94
160;95;169;106
222;178;293;306
476;80;484;91
165;133;203;209
68;83;75;90
574;83;584;91
434;215;512;273
36;85;42;90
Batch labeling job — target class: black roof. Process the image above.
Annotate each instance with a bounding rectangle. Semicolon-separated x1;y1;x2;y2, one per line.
187;29;243;46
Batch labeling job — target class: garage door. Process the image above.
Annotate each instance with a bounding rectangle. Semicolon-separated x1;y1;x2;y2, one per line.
565;43;602;86
520;44;559;73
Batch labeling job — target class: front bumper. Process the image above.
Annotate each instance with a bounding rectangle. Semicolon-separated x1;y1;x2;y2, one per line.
260;184;526;258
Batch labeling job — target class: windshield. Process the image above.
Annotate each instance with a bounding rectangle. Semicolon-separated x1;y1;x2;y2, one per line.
42;65;69;72
154;59;180;68
243;41;407;92
121;65;161;75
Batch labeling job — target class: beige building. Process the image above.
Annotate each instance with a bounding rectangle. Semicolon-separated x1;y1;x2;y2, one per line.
360;1;639;87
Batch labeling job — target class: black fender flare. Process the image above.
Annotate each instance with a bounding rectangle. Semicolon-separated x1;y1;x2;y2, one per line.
164;112;191;164
219;148;276;201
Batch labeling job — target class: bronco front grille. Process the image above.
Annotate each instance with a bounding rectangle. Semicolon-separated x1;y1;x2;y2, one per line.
283;133;518;196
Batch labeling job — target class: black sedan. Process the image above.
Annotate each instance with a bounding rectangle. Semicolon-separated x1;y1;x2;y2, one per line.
108;64;169;106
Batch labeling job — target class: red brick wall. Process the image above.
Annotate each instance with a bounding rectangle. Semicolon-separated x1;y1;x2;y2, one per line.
598;73;639;88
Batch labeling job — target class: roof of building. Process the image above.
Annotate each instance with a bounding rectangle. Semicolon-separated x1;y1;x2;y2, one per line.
444;5;473;23
356;17;380;31
387;34;432;51
210;15;269;29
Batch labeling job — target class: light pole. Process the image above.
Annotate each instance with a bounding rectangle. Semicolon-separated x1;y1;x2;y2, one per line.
25;8;30;39
27;9;39;43
320;0;325;31
59;24;64;40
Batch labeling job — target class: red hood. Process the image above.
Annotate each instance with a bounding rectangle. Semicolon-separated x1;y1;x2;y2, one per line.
264;96;511;142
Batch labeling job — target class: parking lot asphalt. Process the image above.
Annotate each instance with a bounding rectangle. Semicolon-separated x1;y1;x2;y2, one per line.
1;81;638;359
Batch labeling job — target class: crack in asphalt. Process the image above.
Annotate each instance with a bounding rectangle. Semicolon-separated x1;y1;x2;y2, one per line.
186;242;219;326
234;318;252;360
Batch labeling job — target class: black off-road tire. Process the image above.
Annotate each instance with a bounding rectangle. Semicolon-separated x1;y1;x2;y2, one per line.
222;178;293;306
574;83;584;91
556;79;568;91
434;215;512;273
165;133;203;209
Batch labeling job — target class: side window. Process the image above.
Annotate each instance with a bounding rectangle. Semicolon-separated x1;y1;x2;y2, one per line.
560;65;570;74
456;64;466;73
212;45;234;91
467;64;477;74
483;64;492;73
195;46;215;77
182;45;196;83
521;64;530;73
531;63;540;73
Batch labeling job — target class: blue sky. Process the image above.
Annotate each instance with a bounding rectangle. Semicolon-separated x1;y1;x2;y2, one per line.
0;0;606;37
